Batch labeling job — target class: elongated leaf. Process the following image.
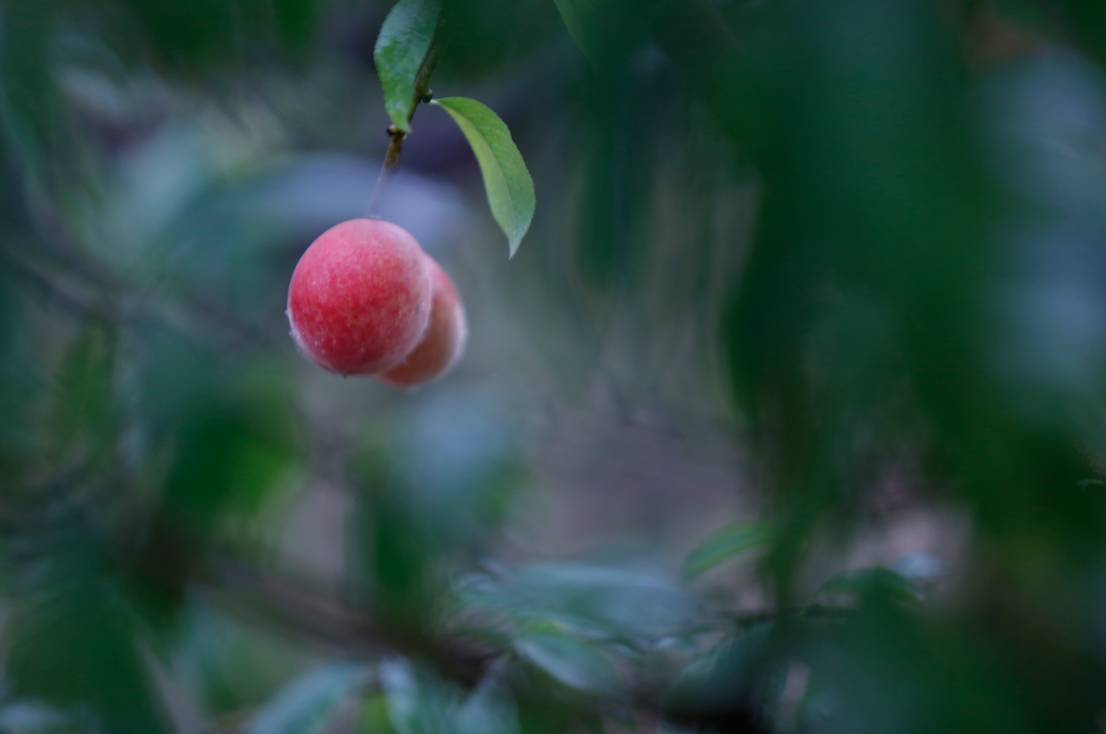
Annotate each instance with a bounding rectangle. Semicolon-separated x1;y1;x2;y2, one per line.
457;669;519;734
432;97;535;257
683;524;775;580
551;0;646;65
665;623;787;719
244;664;368;734
815;567;920;606
374;0;441;132
7;582;171;734
514;627;617;693
377;660;456;734
49;323;116;457
551;0;594;62
458;563;697;640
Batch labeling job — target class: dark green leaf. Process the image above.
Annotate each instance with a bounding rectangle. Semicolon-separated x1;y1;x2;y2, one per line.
373;0;441;133
816;568;921;606
665;623;784;722
432;97;535;257
48;323;116;457
0;4;68;198
514;626;618;693
459;563;697;641
357;694;394;734
683;524;775;580
7;582;170;733
244;664;369;734
551;0;594;62
377;661;455;734
457;674;519;734
550;0;646;64
174;605;311;717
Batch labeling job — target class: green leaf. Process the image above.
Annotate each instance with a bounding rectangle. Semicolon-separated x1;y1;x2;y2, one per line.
459;563;697;641
457;674;519;734
432;97;536;257
513;626;617;693
244;664;369;734
550;0;646;65
665;623;787;720
48;323;116;457
376;660;454;734
551;0;594;62
7;581;171;733
0;3;76;199
373;0;441;133
357;694;394;734
815;567;921;607
683;524;775;580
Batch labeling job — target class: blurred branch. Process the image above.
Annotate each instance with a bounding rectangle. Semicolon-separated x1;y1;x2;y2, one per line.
0;246;121;326
0;236;279;351
182;552;773;732
729;603;853;629
196;556;494;687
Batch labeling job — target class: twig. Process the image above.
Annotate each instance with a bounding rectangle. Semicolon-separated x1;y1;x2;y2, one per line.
0;236;278;351
729;603;853;628
368;42;439;216
190;555;781;731
0;246;120;325
193;555;494;686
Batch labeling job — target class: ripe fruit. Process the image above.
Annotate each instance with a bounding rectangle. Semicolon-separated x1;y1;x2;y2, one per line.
381;255;468;387
287;219;431;375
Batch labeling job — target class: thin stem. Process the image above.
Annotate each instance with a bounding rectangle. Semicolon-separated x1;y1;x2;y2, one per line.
368;42;439;216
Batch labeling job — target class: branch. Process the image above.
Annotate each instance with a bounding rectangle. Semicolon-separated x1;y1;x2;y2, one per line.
187;554;779;732
368;41;439;215
730;603;853;628
0;245;121;325
193;555;494;687
0;234;279;351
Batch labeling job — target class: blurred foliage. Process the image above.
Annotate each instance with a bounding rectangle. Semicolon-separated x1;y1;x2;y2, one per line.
2;0;1106;733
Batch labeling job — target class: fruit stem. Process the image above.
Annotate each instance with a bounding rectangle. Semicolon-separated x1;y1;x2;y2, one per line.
368;42;439;216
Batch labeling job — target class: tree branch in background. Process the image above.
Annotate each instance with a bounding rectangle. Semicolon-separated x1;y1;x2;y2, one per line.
198;556;495;688
183;551;776;733
0;235;279;351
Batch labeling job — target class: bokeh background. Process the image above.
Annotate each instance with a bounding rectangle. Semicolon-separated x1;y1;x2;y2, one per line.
3;1;1106;732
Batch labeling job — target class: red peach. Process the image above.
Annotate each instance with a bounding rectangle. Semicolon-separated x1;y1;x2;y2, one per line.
380;255;467;387
287;219;431;375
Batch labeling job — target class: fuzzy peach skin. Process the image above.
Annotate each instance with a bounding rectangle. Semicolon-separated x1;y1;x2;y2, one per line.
287;219;431;375
380;255;467;387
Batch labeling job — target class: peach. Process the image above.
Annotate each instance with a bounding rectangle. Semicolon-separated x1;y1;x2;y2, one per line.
287;219;431;375
380;255;467;387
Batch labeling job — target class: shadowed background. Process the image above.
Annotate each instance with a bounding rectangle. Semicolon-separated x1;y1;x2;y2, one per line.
2;1;1106;732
